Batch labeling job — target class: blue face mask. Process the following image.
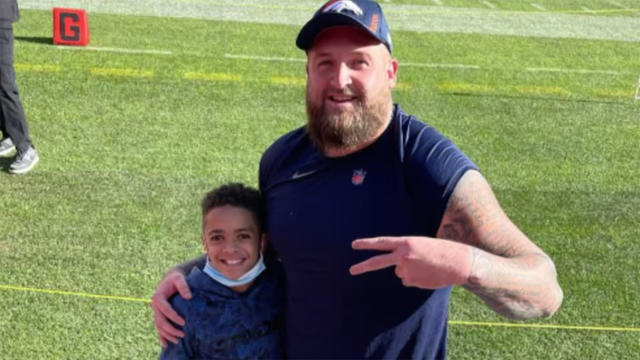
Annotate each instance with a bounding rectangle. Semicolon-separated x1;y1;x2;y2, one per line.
203;254;266;288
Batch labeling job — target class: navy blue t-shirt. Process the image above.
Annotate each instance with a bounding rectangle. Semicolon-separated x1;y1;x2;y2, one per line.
259;105;477;359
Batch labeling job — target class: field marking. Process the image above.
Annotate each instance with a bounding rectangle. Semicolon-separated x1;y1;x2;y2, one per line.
14;63;61;72
224;53;306;63
514;85;571;96
269;76;305;86
580;6;596;14
438;81;637;101
0;284;150;304
481;1;497;9
449;320;640;332
526;67;627;75
56;45;172;55
91;67;154;78
592;88;634;98
224;53;632;76
2;284;639;332
437;82;575;98
184;71;242;82
21;1;640;43
438;82;495;94
402;62;480;70
226;52;479;70
530;3;547;11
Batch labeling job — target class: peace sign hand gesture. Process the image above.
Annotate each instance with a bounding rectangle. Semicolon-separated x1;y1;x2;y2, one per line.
349;236;474;290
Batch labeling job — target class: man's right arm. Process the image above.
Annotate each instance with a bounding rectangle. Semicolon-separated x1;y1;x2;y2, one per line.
151;255;205;347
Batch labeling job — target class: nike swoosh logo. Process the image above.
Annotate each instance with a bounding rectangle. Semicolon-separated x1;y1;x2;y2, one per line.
292;169;317;180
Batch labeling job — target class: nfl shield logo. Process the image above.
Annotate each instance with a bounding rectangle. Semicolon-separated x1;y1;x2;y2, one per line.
351;169;367;186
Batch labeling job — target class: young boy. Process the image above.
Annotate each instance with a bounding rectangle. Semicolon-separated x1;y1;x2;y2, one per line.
159;183;283;360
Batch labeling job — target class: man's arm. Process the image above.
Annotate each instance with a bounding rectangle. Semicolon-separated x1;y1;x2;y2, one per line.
151;254;205;347
437;170;563;319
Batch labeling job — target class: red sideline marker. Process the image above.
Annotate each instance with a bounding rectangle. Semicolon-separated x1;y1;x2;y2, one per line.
53;8;90;46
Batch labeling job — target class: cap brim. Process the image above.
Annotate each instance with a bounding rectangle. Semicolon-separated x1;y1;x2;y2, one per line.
296;13;381;51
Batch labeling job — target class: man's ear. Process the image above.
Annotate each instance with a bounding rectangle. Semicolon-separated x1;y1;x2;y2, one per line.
387;58;398;89
201;234;207;251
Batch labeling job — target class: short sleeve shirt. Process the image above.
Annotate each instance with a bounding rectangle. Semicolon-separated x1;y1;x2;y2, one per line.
260;104;477;359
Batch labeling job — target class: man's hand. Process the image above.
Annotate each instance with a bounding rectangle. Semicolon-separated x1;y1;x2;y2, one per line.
349;236;473;289
150;268;192;347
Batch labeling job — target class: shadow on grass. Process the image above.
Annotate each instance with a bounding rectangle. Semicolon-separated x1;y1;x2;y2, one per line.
0;157;15;172
15;36;53;45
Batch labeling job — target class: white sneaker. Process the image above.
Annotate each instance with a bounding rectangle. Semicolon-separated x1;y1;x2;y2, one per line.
0;138;16;157
9;146;39;174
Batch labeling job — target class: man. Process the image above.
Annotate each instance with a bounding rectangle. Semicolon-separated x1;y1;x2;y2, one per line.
151;1;563;358
0;0;39;174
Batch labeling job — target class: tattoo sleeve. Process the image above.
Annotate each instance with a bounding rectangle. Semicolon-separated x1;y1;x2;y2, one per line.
438;171;563;319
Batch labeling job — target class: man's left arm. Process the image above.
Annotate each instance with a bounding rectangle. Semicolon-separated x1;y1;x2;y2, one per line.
437;170;563;319
350;170;563;320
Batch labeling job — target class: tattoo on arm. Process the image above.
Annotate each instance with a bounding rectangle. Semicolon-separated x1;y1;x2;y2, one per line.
438;171;562;319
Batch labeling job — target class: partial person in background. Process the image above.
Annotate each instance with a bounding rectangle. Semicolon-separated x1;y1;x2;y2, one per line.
0;0;39;174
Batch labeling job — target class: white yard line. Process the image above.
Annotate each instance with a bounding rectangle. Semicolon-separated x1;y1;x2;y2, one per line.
481;1;497;9
402;62;480;69
56;45;172;55
530;3;547;11
223;53;305;63
526;67;627;75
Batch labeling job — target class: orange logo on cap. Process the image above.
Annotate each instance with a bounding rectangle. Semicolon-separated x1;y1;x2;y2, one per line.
370;13;378;31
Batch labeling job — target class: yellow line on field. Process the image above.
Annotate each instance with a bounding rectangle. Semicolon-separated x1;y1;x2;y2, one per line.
0;284;151;304
437;82;495;94
91;67;154;78
269;76;305;86
184;71;241;82
449;320;640;332
14;63;61;72
394;82;413;91
2;284;639;332
592;88;634;98
513;85;571;97
438;82;575;97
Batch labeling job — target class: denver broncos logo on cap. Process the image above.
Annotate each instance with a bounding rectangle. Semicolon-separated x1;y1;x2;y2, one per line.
322;0;364;17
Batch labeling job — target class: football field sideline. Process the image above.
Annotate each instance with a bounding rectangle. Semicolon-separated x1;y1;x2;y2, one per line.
19;0;640;42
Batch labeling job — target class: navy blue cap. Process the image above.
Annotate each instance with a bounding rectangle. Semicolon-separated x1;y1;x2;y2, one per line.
296;0;393;53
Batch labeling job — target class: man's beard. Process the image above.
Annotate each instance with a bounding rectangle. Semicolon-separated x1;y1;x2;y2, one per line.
306;85;391;152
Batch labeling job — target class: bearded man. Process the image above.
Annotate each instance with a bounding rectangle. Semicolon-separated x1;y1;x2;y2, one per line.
152;1;562;358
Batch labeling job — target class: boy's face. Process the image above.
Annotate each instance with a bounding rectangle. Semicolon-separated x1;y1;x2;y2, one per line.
202;205;263;280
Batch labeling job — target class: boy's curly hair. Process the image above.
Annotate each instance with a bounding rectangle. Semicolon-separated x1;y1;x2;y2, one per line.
201;183;265;233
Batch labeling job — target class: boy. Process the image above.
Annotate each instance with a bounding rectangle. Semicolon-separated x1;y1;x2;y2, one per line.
159;183;283;359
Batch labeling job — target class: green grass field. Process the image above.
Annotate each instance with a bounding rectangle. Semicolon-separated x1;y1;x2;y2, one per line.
1;1;639;358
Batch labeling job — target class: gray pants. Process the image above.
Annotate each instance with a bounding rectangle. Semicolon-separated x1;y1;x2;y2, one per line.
0;25;32;154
